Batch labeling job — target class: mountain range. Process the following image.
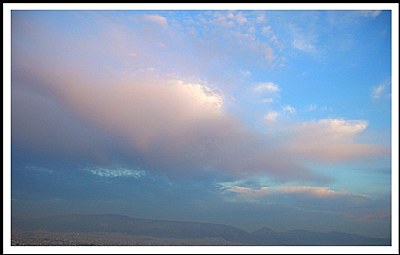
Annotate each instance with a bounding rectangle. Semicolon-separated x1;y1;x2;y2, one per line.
12;214;390;246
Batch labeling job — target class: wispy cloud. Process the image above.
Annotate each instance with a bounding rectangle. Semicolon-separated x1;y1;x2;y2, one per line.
143;14;168;27
263;46;276;66
292;38;316;52
254;82;280;93
262;26;284;51
85;166;146;178
261;98;274;104
212;11;248;27
240;70;251;77
223;184;351;199
25;165;54;174
371;81;389;100
307;104;317;111
283;105;296;114
358;10;382;18
289;21;318;53
263;111;279;122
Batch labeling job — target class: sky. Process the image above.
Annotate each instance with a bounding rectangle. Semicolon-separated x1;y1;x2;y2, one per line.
9;7;394;240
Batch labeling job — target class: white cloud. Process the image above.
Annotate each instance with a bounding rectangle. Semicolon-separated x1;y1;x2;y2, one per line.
254;82;280;93
371;84;385;99
292;38;315;52
240;70;251;77
214;12;248;26
359;10;382;18
283;105;296;113
256;14;266;23
262;26;284;51
25;165;54;174
261;98;274;104
86;166;146;178
317;119;367;137
263;111;279;122
172;79;224;110
143;15;168;27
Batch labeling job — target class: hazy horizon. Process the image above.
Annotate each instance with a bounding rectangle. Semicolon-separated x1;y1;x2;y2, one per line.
10;7;393;243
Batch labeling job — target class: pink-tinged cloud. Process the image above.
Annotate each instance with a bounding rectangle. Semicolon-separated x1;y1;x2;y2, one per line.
286;119;389;162
224;185;350;199
212;11;248;27
56;78;224;152
263;111;279;122
275;186;348;198
13;57;323;181
143;15;168;27
263;47;275;66
11;12;388;182
353;210;391;222
54;76;322;180
13;53;386;181
11;85;109;163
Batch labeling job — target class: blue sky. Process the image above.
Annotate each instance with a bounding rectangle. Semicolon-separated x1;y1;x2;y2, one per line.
10;8;394;239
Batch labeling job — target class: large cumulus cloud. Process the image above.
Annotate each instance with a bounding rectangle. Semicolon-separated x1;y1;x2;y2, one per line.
11;10;389;183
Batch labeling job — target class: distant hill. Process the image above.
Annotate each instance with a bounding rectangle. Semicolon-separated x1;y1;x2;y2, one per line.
12;214;390;246
252;228;390;246
12;214;253;244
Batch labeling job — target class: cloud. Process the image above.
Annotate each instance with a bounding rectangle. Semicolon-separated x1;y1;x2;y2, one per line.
233;13;247;24
358;10;382;18
286;119;389;162
275;186;348;198
263;46;275;65
261;98;274;104
240;70;251;77
180;11;285;70
11;11;388;184
223;185;269;198
223;185;350;199
256;14;266;23
219;183;386;228
289;22;317;53
262;26;271;34
25;165;54;174
254;82;280;93
143;14;168;27
13;56;327;182
307;104;317;111
371;84;385;99
262;26;284;51
85;166;145;178
11;85;108;163
263;111;279;122
55;78;225;153
212;11;248;27
292;38;315;52
283;105;296;114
